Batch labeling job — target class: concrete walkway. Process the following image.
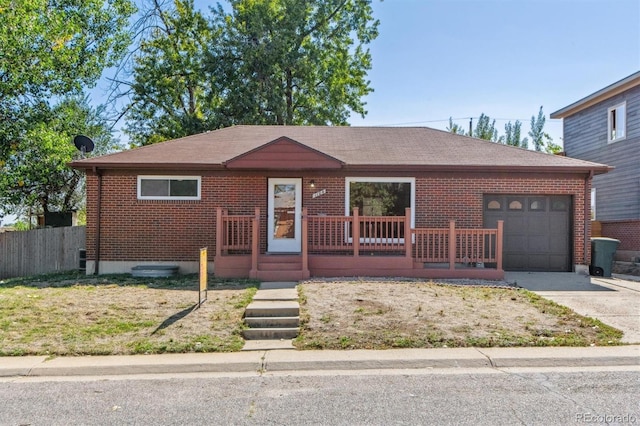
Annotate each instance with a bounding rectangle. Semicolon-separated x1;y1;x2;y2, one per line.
1;346;637;378
506;272;640;344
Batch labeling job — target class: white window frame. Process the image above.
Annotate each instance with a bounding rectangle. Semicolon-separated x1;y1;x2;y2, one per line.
607;101;626;143
137;175;201;200
591;188;596;221
345;177;416;243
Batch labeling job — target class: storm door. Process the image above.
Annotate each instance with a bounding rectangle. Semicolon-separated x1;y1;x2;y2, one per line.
267;178;302;252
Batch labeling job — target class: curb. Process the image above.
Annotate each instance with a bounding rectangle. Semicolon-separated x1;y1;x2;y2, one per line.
1;346;638;378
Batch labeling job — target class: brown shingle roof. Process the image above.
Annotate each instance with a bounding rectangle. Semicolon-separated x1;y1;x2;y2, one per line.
70;125;611;174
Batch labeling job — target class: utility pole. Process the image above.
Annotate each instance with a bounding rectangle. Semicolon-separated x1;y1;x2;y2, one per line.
469;118;473;137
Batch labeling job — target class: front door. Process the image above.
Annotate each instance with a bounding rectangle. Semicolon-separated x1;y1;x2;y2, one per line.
267;178;302;252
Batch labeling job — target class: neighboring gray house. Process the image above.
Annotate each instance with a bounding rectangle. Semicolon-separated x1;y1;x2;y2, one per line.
551;71;640;262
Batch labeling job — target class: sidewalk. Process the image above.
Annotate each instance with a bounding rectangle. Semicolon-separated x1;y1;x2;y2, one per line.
2;346;638;378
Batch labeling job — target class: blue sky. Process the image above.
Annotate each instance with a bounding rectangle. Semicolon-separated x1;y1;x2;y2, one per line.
2;0;639;226
345;0;640;143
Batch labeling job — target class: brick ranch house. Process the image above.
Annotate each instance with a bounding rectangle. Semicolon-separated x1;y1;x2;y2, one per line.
71;126;610;281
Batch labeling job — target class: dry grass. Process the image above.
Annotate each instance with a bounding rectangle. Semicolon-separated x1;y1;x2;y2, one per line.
294;279;623;349
0;272;259;356
1;273;624;356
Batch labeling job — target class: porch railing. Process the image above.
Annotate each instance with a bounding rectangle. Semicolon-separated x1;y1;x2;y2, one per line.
215;207;503;272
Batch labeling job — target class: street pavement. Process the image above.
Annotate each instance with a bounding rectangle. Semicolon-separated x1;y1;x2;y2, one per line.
1;272;638;379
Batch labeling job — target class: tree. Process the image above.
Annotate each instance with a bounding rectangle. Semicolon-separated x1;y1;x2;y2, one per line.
0;98;120;217
124;0;220;146
0;0;135;159
500;120;528;148
446;117;467;135
472;113;499;141
124;0;379;145
528;106;553;152
214;0;379;127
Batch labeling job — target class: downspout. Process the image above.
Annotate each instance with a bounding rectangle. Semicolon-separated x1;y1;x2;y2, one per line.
584;170;594;266
94;167;103;275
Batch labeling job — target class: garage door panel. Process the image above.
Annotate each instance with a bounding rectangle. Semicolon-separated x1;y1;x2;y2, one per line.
528;235;549;252
505;217;525;233
506;235;527;252
527;217;549;234
528;254;551;270
484;195;571;272
504;254;527;270
549;255;570;271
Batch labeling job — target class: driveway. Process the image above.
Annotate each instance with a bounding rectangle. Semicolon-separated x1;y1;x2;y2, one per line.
505;272;640;344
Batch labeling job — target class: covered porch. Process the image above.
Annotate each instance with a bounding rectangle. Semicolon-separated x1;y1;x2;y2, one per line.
215;207;504;281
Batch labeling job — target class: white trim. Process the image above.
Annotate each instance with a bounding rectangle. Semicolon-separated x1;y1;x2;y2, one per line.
137;175;201;200
607;101;627;143
345;177;416;243
267;178;302;253
591;187;596;221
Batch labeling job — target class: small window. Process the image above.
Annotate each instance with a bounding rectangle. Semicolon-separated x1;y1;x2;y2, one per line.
551;199;568;211
608;102;626;142
508;200;523;210
487;200;501;210
591;188;596;221
138;176;201;200
529;198;546;211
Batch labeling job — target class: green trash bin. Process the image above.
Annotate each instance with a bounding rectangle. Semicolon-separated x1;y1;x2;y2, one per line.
590;237;620;277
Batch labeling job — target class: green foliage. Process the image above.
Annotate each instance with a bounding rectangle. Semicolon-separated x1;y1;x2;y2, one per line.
125;0;220;146
446;117;467;135
0;0;135;160
500;120;528;148
449;108;559;154
125;0;379;145
528;106;554;152
0;97;120;216
472;113;499;141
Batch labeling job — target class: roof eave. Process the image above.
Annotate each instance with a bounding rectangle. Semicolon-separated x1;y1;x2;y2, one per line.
551;71;640;119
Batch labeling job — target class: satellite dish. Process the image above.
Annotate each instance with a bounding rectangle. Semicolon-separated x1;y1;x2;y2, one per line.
73;135;95;155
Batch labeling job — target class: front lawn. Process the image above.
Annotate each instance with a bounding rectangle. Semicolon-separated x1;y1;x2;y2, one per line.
0;272;258;356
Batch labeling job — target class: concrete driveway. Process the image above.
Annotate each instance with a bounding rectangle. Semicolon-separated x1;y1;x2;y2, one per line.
505;272;640;344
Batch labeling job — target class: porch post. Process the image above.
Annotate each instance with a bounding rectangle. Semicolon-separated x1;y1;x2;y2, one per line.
404;207;412;259
352;207;360;257
449;220;456;270
301;207;310;278
496;220;504;271
249;207;259;279
215;207;223;258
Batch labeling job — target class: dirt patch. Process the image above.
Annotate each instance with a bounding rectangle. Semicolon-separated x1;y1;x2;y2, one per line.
295;279;622;349
0;274;257;356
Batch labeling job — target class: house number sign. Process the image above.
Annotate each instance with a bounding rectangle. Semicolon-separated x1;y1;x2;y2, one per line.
312;189;327;199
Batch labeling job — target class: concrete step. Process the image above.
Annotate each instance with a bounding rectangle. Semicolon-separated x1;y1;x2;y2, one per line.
241;340;295;351
243;327;299;340
260;281;298;289
245;301;300;317
253;288;298;301
256;270;308;282
244;316;300;328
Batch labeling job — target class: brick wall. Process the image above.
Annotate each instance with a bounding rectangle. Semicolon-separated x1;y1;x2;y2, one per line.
86;170;589;267
600;220;640;252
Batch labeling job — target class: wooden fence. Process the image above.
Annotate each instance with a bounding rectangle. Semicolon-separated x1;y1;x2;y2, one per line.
0;226;86;279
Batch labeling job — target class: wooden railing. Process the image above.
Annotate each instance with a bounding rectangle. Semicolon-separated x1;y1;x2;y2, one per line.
216;208;259;253
215;207;503;272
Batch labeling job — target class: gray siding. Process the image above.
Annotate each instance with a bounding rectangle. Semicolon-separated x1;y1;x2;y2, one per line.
562;85;640;221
